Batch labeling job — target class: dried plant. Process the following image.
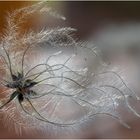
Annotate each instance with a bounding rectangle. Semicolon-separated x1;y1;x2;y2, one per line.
0;1;139;136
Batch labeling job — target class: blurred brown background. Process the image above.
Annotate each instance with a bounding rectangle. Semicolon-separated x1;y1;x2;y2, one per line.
1;1;140;139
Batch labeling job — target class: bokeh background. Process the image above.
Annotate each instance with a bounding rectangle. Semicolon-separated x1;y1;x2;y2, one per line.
1;1;140;138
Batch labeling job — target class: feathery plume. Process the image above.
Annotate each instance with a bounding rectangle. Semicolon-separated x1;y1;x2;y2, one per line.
0;1;139;136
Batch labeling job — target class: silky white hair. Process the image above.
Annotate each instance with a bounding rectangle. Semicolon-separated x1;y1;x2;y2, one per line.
0;1;139;137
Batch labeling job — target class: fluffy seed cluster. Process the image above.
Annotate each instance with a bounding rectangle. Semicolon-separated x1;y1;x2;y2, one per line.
0;1;139;135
